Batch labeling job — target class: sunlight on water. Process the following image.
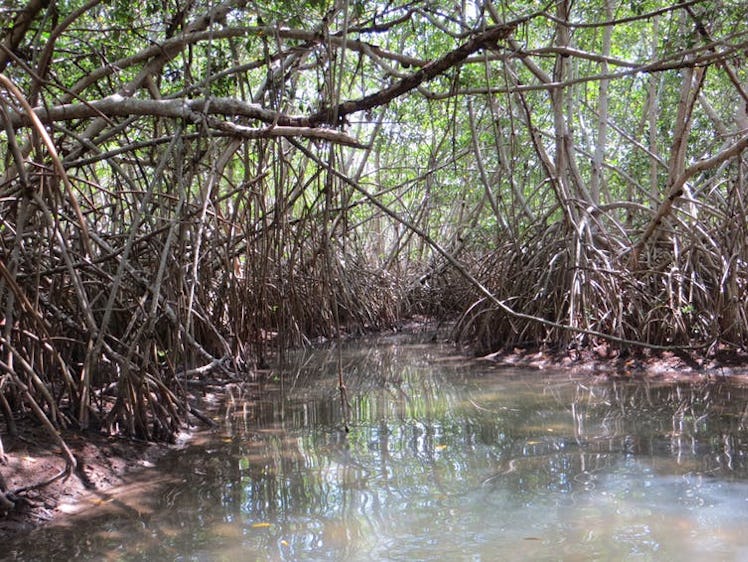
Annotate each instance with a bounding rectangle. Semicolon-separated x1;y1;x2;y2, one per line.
6;335;748;561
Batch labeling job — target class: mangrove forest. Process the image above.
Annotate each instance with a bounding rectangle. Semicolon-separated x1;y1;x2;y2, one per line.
1;0;747;508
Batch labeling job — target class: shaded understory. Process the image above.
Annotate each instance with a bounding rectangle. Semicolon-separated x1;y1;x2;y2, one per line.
2;218;748;527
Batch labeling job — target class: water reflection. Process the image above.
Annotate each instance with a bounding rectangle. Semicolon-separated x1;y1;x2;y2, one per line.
5;336;748;560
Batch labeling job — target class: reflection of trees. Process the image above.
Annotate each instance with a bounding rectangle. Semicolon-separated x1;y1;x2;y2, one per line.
158;356;748;557
573;381;748;476
9;340;748;559
458;379;748;501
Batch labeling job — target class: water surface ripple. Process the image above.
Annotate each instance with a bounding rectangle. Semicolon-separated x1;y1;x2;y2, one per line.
6;335;748;561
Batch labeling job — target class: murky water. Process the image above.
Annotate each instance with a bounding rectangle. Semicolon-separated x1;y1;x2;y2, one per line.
6;335;748;561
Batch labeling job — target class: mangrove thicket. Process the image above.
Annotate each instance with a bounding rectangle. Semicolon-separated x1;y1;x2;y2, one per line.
0;0;747;478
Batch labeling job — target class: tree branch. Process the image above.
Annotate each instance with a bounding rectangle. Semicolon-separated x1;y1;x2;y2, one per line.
305;22;517;126
1;95;286;127
2;22;517;135
0;0;49;73
631;132;748;262
210;120;366;148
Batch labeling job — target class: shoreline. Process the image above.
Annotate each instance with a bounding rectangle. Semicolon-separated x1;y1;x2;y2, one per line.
0;423;191;539
476;343;748;383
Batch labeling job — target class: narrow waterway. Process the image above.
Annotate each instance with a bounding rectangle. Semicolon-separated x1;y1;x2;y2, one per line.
6;335;748;560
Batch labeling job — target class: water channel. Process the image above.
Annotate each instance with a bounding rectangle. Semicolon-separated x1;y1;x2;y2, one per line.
5;334;748;560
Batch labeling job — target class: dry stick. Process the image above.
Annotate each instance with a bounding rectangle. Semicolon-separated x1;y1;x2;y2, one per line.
83;129;185;429
632;133;748;265
289;139;706;352
0;0;48;72
0;73;92;258
0;355;76;473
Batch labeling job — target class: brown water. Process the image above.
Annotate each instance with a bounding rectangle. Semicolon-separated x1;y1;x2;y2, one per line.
5;335;748;561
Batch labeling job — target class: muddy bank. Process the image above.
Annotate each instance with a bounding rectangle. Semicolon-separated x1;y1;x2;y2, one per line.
477;343;748;382
0;420;188;539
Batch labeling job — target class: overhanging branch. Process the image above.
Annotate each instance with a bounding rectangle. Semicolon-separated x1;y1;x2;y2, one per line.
2;21;517;134
306;21;517;126
210;120;366;148
0;95;365;147
0;95;289;128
